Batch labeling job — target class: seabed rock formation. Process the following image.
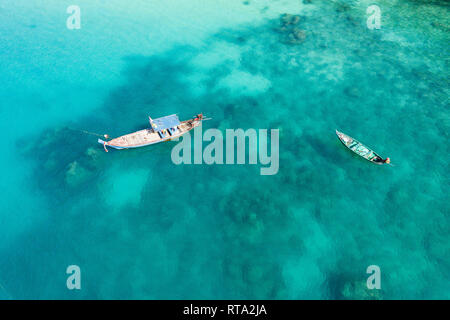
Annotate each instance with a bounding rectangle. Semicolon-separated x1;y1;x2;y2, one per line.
276;13;307;45
65;161;92;188
341;281;383;300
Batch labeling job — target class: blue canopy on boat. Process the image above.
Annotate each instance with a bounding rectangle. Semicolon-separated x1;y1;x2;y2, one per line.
151;114;180;130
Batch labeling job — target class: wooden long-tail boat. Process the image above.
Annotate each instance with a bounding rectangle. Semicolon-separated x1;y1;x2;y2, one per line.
98;114;204;152
335;130;390;165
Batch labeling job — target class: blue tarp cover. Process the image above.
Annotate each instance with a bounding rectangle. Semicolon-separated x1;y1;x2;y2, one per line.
151;114;180;130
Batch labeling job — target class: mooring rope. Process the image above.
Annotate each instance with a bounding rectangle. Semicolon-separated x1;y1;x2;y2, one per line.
67;127;109;139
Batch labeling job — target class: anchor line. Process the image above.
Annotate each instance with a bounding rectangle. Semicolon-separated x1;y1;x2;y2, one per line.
67;127;109;139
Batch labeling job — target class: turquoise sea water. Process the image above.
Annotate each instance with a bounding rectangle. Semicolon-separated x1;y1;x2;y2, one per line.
0;0;448;299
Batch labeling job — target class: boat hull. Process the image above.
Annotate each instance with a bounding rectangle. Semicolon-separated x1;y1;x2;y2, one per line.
335;130;384;165
99;118;201;150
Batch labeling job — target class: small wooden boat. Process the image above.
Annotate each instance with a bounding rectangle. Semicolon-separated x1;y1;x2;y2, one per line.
335;130;390;165
98;114;204;152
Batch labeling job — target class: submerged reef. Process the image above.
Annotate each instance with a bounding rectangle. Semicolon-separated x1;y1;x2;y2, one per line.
20;126;106;198
341;280;383;300
276;13;307;45
65;161;92;188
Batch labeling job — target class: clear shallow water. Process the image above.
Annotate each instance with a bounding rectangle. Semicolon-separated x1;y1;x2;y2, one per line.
0;0;448;299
